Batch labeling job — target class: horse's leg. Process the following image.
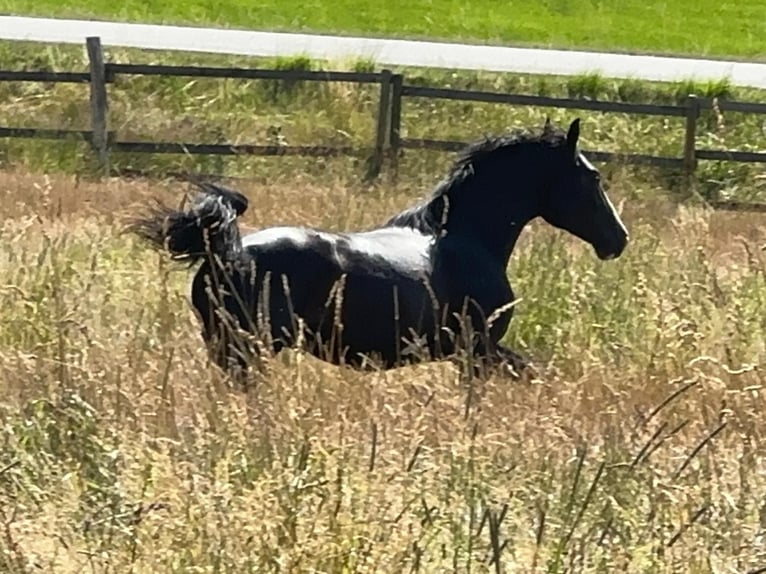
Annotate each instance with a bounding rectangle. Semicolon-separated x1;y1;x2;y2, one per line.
459;343;531;380
446;299;529;380
198;311;268;390
492;343;535;379
472;292;536;380
196;298;273;390
462;317;532;381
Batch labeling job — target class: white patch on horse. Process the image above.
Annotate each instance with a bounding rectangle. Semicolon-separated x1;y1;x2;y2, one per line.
578;151;598;173
351;227;433;269
579;151;629;237
241;226;309;248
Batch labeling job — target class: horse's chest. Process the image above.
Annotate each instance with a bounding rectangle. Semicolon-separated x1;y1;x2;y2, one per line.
432;244;510;303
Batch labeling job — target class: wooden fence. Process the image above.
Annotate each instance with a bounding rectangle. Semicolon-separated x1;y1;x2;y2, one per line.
1;37;766;209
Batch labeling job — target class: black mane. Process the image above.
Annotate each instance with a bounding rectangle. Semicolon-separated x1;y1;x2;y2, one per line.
385;127;567;234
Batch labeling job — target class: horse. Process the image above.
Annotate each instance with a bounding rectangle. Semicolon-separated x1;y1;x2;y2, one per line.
128;118;628;382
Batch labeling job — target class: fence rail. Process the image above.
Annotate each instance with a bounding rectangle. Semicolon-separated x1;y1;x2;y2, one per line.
0;127;95;141
399;138;687;168
106;62;386;83
401;85;690;117
1;36;765;209
112;141;360;156
0;70;91;83
695;150;766;163
697;97;766;115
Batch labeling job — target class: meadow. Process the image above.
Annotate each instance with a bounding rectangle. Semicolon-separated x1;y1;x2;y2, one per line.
2;0;766;60
0;164;765;572
0;6;766;573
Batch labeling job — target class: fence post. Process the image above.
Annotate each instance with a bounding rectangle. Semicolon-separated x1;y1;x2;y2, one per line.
388;74;404;180
368;68;392;180
86;36;109;174
682;94;699;189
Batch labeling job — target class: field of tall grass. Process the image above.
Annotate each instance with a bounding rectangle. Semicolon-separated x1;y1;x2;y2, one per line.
0;157;765;571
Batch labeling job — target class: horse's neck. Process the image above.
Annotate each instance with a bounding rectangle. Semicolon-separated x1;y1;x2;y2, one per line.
386;155;540;263
445;212;532;267
440;169;538;266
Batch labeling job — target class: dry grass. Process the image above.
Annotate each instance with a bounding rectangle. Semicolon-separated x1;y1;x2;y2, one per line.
1;168;765;573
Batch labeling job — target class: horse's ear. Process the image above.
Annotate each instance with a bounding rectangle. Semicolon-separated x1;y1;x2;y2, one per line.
543;116;553;133
566;118;581;153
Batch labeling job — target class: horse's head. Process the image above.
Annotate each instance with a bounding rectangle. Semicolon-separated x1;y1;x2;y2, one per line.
539;118;629;260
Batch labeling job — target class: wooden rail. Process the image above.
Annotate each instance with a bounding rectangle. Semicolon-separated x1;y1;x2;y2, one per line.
400;85;689;116
106;62;386;83
112;141;359;156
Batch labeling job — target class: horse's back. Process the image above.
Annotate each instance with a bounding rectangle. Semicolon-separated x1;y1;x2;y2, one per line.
239;223;437;319
235;224;438;364
241;226;331;257
338;227;433;276
240;225;434;277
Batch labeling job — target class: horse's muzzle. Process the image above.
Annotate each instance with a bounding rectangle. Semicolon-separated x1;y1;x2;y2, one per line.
595;232;629;260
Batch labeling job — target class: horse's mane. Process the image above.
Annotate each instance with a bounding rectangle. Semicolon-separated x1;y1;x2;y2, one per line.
385;127;567;234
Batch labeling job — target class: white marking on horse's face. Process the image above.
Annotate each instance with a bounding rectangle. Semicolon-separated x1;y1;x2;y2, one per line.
578;151;598;173
578;151;629;239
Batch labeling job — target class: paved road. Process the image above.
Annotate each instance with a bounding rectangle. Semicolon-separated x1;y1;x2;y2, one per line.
1;15;765;88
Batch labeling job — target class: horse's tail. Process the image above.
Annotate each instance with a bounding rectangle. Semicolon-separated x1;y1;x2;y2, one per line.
127;179;250;267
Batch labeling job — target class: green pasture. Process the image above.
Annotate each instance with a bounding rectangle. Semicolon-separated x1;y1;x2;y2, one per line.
2;0;765;60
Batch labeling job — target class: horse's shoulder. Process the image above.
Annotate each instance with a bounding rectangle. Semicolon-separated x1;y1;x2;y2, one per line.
434;233;495;259
432;234;509;285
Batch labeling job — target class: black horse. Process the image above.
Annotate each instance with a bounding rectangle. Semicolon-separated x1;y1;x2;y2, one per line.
128;118;628;380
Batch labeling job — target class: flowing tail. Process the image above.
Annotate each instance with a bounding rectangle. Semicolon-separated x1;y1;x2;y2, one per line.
127;179;250;266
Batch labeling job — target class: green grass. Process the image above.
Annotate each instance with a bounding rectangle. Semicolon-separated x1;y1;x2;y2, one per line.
2;0;766;61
